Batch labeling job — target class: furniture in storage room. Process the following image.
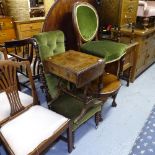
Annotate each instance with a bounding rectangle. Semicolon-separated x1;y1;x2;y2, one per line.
0;16;16;44
0;60;73;154
97;0;139;27
119;26;155;79
14;18;44;40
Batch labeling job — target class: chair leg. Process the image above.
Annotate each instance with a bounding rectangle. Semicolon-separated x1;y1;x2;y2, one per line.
126;66;132;87
67;123;73;153
112;93;118;107
95;111;103;128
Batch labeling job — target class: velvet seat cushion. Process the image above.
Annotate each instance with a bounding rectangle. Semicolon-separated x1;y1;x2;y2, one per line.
51;94;102;131
34;30;102;131
81;40;127;63
0;91;33;123
0;105;69;155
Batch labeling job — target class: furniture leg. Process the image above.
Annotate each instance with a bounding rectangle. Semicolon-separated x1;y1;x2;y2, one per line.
95;111;103;128
67;122;73;153
112;93;118;107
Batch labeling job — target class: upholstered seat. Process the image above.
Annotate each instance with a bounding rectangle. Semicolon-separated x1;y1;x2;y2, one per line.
50;94;101;131
81;40;127;63
72;2;123;105
34;30;103;132
0;60;73;154
0;91;33;123
0;105;69;155
73;2;127;64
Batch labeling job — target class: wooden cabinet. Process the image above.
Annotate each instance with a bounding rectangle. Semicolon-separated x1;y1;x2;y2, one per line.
0;16;16;44
15;18;44;39
120;27;155;79
97;0;139;27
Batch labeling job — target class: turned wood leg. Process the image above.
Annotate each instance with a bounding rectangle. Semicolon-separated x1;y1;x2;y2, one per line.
127;66;132;87
95;111;103;128
67;123;73;153
112;93;118;107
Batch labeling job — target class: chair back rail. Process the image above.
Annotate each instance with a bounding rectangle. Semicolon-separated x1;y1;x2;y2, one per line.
3;38;40;89
0;60;38;117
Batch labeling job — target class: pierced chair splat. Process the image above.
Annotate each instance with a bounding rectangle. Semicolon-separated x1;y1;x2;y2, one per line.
0;60;73;154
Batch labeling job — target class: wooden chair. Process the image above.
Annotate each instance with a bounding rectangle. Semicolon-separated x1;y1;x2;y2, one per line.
72;1;122;106
0;60;73;154
33;30;103;134
2;38;40;89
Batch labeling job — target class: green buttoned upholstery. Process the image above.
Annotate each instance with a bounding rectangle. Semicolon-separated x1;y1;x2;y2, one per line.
34;30;102;131
73;2;127;64
34;31;65;99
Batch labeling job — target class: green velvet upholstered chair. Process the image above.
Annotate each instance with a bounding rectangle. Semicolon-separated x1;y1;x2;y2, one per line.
33;30;103;134
72;2;124;106
72;2;128;64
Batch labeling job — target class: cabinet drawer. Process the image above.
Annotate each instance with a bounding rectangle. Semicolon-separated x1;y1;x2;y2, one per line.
0;18;14;30
20;29;41;38
0;29;16;43
19;22;43;31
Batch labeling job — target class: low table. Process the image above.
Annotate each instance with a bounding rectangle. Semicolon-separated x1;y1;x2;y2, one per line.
44;50;105;88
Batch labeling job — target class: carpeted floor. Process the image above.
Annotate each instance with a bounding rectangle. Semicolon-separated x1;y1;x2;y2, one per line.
0;64;155;155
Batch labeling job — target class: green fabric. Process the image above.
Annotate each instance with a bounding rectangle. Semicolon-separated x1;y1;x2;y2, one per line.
34;30;65;61
76;5;98;41
51;94;102;131
34;30;102;131
81;40;128;63
34;30;65;98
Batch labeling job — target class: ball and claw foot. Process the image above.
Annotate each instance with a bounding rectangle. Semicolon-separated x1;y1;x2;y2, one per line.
112;101;117;107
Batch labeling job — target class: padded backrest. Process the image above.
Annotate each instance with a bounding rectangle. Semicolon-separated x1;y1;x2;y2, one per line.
34;31;65;61
73;2;99;42
34;30;65;99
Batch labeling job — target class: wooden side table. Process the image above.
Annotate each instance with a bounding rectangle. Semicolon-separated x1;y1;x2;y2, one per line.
44;50;105;88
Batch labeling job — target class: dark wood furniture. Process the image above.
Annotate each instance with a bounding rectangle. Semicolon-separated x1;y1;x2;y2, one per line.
0;60;73;154
34;30;103;134
97;0;139;27
43;50;105;88
42;0;97;50
42;0;138;85
3;38;40;88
